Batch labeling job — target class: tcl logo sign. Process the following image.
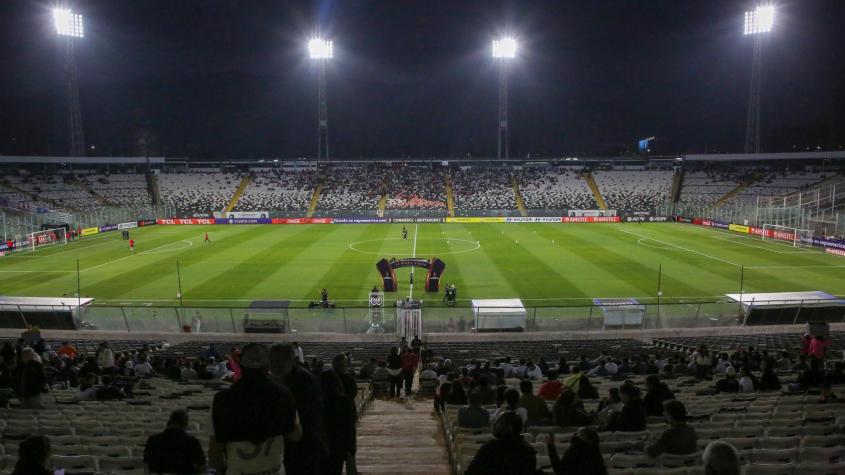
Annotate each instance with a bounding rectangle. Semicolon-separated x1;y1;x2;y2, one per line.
156;218;215;225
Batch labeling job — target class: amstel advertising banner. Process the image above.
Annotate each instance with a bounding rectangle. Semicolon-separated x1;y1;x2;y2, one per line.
80;227;100;236
826;248;845;257
561;216;621;223
445;217;506;223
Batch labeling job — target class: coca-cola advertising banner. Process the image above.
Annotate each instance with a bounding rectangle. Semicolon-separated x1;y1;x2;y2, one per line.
156;218;216;225
271;218;333;224
561;216;621;223
215;218;272;224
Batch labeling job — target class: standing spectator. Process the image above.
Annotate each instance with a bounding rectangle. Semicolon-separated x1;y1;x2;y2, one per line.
457;390;490;429
386;347;402;398
13;348;45;409
544;429;607;475
645;400;698;457
144;409;207;474
13;435;51;475
96;341;115;375
269;343;327;475
56;341;77;361
799;333;812;357
518;380;551;425
410;335;422;354
320;354;359;475
465;412;538;475
702;440;742;475
809;334;830;361
398;336;410;353
208;343;301;475
758;360;782;391
400;347;420;397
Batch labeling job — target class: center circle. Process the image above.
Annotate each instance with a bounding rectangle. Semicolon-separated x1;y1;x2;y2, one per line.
348;237;481;256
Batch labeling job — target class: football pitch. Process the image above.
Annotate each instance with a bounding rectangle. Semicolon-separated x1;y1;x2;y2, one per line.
1;222;844;308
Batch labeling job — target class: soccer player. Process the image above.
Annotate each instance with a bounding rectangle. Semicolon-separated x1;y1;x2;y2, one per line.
204;231;210;246
402;226;408;240
129;238;135;254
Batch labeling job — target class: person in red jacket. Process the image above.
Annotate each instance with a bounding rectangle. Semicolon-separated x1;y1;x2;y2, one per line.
399;348;419;397
129;239;135;254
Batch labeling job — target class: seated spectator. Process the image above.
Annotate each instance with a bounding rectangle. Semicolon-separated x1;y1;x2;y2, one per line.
587;360;608;377
420;363;438;382
181;362;198;381
446;380;468;406
458;390;490;429
134;357;154;378
643;375;674;416
494;388;528;425
13;435;51;475
372;361;389;383
607;384;646;432
358;358;376;380
524;360;543;380
76;373;98;401
518;379;551;425
715;367;740;393
465;412;538;475
776;352;793;370
738;367;758;393
645;400;698;457
56;341;77;361
556;357;570;375
791;354;809;371
552;388;594;428
758;360;781;391
544;428;607;475
702;440;741;475
203;343;222;361
537;370;563;401
596;387;622;429
475;376;497;405
144;409;207;474
94;375;124;401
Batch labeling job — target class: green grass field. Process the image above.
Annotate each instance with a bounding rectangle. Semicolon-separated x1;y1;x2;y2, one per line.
1;222;844;308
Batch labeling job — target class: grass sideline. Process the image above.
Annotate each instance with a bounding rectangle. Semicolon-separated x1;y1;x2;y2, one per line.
0;222;843;308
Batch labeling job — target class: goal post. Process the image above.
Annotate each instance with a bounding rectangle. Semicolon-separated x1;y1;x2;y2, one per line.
761;224;813;248
28;228;68;252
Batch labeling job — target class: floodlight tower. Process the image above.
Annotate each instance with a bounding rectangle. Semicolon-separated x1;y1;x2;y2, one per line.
492;38;516;160
309;38;333;160
743;5;774;154
54;7;86;157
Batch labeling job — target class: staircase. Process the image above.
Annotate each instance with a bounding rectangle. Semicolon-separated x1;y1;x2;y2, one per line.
355;399;451;475
378;194;387;215
715;173;761;207
306;184;322;218
445;173;455;217
584;172;608;210
511;175;527;217
224;175;252;213
669;169;684;212
77;180;115;207
147;173;161;206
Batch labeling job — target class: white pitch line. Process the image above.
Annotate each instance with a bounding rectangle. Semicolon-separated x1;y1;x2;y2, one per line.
710;234;815;254
408;224;419;299
617;226;742;268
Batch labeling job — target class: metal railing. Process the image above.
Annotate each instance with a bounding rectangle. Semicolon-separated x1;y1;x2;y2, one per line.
2;298;840;335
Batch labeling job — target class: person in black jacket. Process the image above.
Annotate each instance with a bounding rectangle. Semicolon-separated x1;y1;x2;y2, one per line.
13;348;45;409
465;412;540;475
13;435;51;475
758;359;782;391
320;353;359;475
386;347;402;398
545;428;607;475
607;383;647;432
643;375;675;416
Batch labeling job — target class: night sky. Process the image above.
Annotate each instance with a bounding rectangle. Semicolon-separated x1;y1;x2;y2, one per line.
1;0;844;159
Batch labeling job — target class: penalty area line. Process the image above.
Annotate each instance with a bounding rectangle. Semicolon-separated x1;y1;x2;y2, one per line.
617;226;742;268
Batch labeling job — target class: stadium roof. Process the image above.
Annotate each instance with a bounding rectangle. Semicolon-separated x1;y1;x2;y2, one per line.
684;151;845;162
0;156;165;164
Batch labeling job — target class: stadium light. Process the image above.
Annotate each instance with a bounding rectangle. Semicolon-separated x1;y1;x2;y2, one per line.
308;39;333;59
53;8;84;38
491;38;517;59
744;5;774;35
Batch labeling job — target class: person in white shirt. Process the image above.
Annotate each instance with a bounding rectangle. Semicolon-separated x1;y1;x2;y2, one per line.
420;364;438;382
134;357;154;377
524;361;543;380
96;342;115;373
653;355;666;372
498;359;513;379
605;360;619;375
738;367;758;393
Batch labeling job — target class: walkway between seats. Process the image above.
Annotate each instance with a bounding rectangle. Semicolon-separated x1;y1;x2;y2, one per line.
354;397;451;475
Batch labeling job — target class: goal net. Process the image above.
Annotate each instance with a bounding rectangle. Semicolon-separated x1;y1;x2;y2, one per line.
761;224;813;248
29;228;67;252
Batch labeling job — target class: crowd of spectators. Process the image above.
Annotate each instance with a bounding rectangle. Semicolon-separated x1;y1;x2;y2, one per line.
452;168;515;210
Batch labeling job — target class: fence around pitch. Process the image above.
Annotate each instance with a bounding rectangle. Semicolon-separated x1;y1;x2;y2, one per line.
1;299;837;335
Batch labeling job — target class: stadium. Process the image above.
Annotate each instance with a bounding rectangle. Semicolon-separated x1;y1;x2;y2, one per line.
1;2;845;475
